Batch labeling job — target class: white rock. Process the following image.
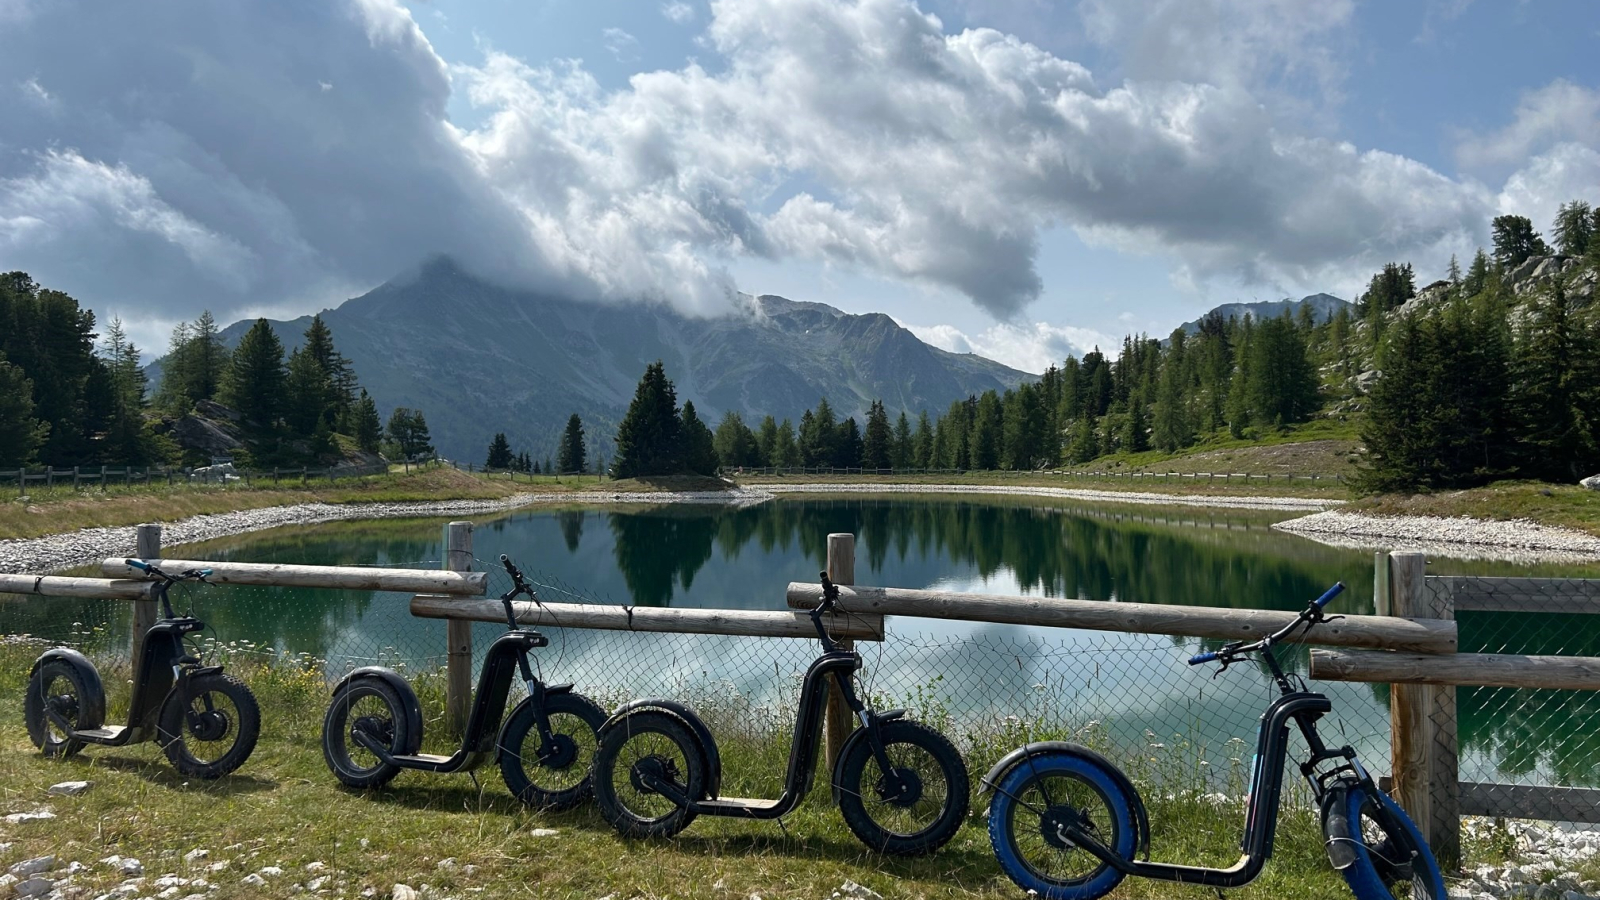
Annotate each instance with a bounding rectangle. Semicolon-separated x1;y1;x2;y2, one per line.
208;862;230;874
47;782;91;797
304;863;326;874
257;867;283;878
307;876;328;891
153;876;187;889
3;810;56;824
64;862;87;876
837;881;883;900
159;887;182;899
359;840;370;850
182;851;208;866
15;878;54;899
435;860;456;872
526;829;558;838
461;866;477;878
9;859;56;879
391;885;418;900
118;860;144;877
240;874;267;887
0;874;17;892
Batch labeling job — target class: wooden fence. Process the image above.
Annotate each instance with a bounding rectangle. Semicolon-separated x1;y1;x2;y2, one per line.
15;525;1598;870
0;463;390;494
734;465;1340;483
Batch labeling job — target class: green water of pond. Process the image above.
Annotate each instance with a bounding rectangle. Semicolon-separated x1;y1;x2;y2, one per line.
5;496;1599;788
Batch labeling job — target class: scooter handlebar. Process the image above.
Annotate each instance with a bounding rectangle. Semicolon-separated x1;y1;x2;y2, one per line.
1312;582;1346;609
1188;651;1220;666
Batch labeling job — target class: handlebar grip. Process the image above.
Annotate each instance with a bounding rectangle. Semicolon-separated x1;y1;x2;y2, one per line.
1188;651;1219;666
126;559;150;572
198;569;213;578
1313;582;1346;609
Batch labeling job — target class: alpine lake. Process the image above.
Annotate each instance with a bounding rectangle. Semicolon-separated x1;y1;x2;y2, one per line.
7;494;1600;792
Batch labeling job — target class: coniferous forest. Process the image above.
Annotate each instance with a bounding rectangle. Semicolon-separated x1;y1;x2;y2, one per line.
611;203;1600;494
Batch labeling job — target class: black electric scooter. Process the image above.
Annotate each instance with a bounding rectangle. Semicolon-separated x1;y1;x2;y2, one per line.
591;572;970;856
25;560;261;779
321;555;607;811
982;583;1447;900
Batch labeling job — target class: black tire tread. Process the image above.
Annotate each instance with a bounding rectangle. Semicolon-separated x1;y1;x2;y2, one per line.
593;710;705;839
23;659;99;759
322;678;410;789
836;718;970;856
159;672;260;779
498;691;606;811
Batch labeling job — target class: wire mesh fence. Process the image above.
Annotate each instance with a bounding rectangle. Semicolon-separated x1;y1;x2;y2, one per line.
0;563;1396;805
1429;575;1600;822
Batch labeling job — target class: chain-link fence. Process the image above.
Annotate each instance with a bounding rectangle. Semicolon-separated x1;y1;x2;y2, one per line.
1429;575;1600;823
1;562;1398;804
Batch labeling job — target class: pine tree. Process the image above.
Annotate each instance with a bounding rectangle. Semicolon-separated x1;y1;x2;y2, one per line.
680;401;719;475
836;417;864;468
891;411;912;469
1512;284;1600;481
0;354;48;466
1552;200;1594;257
352;390;382;454
1120;398;1150;453
1152;333;1193;452
285;346;330;439
612;361;682;478
772;418;799;467
1464;248;1492;296
800;398;838;466
485;432;514;469
1354;311;1440;493
756;415;780;467
1492;214;1550;267
220;319;289;464
1067;414;1099;464
557;414;588;474
1447;253;1462;285
971;391;1002;469
862;400;892;469
301;314;356;425
913;411;934;469
98;318;152;463
385;408;434;461
712;411;758;469
1245;314;1320;427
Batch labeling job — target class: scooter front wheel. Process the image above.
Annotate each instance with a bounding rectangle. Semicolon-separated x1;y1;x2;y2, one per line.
158;672;260;779
499;691;606;812
24;659;101;758
836;719;970;856
986;751;1136;900
1336;784;1448;900
593;710;706;839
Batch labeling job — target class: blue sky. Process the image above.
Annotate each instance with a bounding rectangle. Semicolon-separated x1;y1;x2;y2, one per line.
2;0;1597;371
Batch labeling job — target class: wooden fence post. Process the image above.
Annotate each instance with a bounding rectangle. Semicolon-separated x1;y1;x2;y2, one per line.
1388;551;1460;870
824;533;856;772
130;524;161;665
444;521;474;736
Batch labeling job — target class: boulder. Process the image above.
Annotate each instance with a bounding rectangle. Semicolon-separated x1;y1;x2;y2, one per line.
1581;474;1600;491
193;399;240;423
170;414;243;458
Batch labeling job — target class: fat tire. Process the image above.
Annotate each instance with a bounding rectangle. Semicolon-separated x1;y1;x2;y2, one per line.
986;752;1135;900
158;672;260;779
593;710;705;839
836;719;970;856
499;691;606;811
322;677;411;789
1337;785;1448;900
24;659;99;759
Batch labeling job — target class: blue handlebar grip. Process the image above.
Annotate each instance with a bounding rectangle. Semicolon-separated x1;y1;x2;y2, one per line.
1188;651;1219;666
126;559;149;572
1313;582;1346;608
199;569;213;577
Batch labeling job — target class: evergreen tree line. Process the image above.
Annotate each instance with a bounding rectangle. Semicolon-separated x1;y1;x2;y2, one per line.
485;414;586;475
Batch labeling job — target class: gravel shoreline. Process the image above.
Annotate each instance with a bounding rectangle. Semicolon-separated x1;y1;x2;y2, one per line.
1272;509;1600;564
4;483;1595;575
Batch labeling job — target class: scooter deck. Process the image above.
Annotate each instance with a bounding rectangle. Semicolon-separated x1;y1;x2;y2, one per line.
74;726;131;743
392;753;455;766
698;797;784;813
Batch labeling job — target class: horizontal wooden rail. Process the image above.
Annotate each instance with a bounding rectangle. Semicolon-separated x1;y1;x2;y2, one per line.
1311;648;1600;690
103;558;487;596
0;574;154;600
786;583;1456;653
412;595;885;641
1459;783;1600;824
1433;576;1600;615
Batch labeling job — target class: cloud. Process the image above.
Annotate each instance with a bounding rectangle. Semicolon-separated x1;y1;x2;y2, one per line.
1457;79;1600;169
906;320;1113;373
601;27;640;61
0;0;1559;335
661;1;696;23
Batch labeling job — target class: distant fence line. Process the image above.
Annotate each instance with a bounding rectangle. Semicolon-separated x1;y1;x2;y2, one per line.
0;462;390;494
730;465;1342;483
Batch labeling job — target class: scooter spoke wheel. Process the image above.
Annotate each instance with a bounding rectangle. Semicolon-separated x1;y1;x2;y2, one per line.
323;679;410;789
986;753;1135;900
159;672;260;779
24;660;98;759
499;692;606;812
593;711;705;839
837;719;970;856
1337;785;1447;900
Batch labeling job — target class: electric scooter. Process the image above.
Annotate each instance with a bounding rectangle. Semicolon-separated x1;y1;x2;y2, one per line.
321;555;607;810
982;583;1447;900
25;560;261;779
591;572;971;856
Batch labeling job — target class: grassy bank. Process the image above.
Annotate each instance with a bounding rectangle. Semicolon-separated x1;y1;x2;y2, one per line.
1347;480;1600;538
0;642;1374;900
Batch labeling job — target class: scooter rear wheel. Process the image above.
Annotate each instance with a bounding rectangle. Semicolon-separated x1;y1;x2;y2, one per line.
24;659;99;759
837;719;970;855
323;677;411;789
986;751;1135;900
158;672;260;779
593;710;706;839
499;691;606;812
